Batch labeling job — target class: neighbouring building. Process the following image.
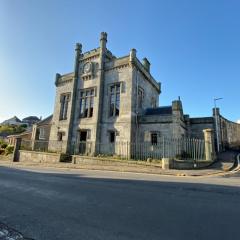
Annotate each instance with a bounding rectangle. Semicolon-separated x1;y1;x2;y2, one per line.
22;116;40;126
1;116;22;126
7;131;32;146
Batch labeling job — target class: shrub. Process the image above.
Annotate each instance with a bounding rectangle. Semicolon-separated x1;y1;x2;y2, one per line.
0;139;7;146
175;151;191;160
5;145;14;155
1;143;8;149
0;149;5;155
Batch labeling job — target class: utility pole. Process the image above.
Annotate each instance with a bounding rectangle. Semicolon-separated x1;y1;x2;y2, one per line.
214;97;223;152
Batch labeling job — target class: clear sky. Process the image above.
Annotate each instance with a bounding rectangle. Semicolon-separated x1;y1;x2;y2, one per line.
0;0;239;123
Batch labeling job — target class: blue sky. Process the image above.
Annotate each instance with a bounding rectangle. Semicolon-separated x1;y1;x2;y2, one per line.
0;0;239;122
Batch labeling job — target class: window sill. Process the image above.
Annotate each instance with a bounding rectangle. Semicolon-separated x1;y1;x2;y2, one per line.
79;117;93;119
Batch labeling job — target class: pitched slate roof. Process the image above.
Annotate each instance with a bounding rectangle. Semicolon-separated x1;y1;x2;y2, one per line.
1;116;21;125
36;115;53;126
22;116;40;122
145;106;172;116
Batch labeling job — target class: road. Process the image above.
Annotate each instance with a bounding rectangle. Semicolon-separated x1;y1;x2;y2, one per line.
0;166;240;240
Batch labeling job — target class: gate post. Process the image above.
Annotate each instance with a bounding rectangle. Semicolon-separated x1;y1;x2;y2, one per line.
12;137;22;162
203;129;215;161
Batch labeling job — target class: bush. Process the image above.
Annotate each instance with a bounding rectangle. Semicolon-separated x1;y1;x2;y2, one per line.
175;151;191;160
5;145;14;155
0;139;7;146
0;149;5;155
1;143;8;149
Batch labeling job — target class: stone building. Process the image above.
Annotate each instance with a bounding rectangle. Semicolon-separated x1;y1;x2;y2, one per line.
47;32;240;154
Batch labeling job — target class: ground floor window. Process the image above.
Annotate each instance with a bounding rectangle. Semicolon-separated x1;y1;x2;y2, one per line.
109;131;115;143
151;133;158;145
57;132;64;141
39;128;45;140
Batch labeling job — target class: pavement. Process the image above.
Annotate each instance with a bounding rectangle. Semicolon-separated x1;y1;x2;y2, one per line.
0;165;240;240
0;150;238;177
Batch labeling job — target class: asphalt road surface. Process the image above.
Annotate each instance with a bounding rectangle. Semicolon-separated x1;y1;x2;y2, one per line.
0;166;240;240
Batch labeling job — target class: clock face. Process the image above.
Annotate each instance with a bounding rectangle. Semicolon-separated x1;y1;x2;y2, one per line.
83;62;91;74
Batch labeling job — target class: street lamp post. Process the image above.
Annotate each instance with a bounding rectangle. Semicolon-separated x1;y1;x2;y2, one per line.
214;97;223;152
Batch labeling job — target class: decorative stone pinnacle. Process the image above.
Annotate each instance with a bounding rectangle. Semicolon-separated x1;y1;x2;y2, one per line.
130;48;137;61
75;43;82;52
100;32;107;41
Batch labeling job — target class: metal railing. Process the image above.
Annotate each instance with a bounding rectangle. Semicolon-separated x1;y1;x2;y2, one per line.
72;137;206;161
19;137;206;161
20;140;64;153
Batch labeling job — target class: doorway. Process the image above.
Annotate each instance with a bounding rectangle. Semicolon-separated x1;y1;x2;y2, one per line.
79;130;87;154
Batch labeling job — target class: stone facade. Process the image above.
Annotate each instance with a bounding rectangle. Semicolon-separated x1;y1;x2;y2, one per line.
49;32;161;154
217;110;240;150
47;32;240;154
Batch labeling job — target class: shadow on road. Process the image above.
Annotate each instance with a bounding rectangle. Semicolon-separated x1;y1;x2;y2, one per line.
0;166;239;240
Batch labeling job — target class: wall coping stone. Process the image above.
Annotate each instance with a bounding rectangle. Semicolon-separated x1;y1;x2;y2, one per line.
72;155;162;167
19;150;61;156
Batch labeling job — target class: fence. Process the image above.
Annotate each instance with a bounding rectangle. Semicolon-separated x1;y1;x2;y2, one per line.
72;137;206;161
20;140;64;153
19;137;206;161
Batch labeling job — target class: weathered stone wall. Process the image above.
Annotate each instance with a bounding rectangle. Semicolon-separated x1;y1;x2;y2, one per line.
71;52;101;146
134;68;159;113
19;150;62;163
172;100;187;138
49;73;75;153
100;57;133;145
138;115;173;142
173;159;213;169
187;117;214;139
219;115;240;149
48;33;168;156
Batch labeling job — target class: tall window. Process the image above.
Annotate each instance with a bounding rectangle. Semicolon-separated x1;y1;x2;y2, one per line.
39;128;45;140
138;88;144;109
59;93;71;120
79;89;94;118
151;97;157;108
110;83;120;117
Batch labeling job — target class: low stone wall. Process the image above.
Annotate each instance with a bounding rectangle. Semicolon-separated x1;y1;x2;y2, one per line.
173;159;213;170
219;115;240;150
72;155;162;168
19;150;62;163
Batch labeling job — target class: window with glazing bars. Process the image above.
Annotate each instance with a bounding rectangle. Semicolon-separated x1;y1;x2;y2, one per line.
110;83;120;117
79;89;94;118
59;93;71;120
